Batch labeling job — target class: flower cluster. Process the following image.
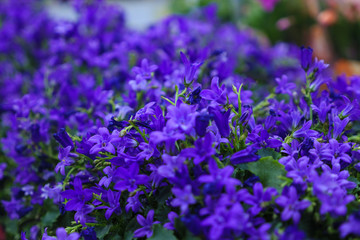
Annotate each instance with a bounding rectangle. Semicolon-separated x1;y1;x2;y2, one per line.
1;1;360;239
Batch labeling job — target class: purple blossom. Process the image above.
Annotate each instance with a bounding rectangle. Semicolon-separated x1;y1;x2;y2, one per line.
198;159;241;191
172;185;196;214
180;51;203;84
293;120;318;138
132;59;158;80
53;128;74;149
340;212;360;238
164;212;178;230
181;133;215;164
74;205;96;226
0;163;7;180
96;189;121;220
133;210;160;238
200;77;227;105
247;128;282;148
333;116;349;139
275;186;311;224
55;146;77;176
231;145;260;164
166;103;196;134
61;177;93;211
114;163;149;192
195;113;212;137
157;154;186;178
42;227;80;240
99;166;115;188
201;202;250;240
87;127;121;155
300;46;313;71
242;182;277;216
208;106;231;138
125;191;143;213
275;75;296;96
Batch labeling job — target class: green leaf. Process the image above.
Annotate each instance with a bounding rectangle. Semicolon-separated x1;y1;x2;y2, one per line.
183;231;201;240
148;224;176;240
123;231;134;240
244;156;287;191
257;148;281;160
96;225;111;240
41;207;60;227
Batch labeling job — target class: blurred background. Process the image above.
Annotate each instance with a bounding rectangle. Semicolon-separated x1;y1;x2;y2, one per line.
46;0;360;76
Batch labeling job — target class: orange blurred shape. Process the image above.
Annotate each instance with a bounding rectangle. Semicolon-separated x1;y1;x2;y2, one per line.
309;25;333;62
335;59;360;76
317;9;338;26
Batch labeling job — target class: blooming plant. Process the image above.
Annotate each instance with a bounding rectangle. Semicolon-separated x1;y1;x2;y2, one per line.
2;1;360;240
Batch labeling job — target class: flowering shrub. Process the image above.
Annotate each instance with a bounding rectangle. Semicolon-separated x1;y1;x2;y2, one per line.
1;1;360;239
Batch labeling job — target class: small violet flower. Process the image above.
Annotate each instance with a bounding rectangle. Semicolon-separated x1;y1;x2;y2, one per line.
88;127;121;155
172;185;196;214
133;210;160;238
275;186;310;224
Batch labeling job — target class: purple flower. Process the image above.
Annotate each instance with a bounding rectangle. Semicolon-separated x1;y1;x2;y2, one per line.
293;120;318;138
208;106;231;138
231;145;260;164
132;58;158;79
55;146;77;176
321;139;352;164
201;202;250;240
87;127;121;155
279;225;305;240
61;177;93;211
172;185;196;214
21;232;28;240
195;113;211;137
180;51;203;84
53;128;74;149
166;103;196;134
96;189;121;220
311;100;331;123
1;197;23;219
74;205;96;226
181;133;215;164
200;77;227;105
275;75;296;96
149;125;186;152
42;227;80;240
41;184;63;204
157;154;186;178
187;86;202;105
114;163;149;192
99;166;115;188
333;116;349;139
242;182;277;216
340;212;360;238
247;129;282;148
0;163;6;180
164;212;178;230
199;159;241;191
310;170;355;216
81;227;97;240
239;105;253;125
300;46;313;71
275;186;310;224
135;142;155;161
133;210;160;238
125;191;143;213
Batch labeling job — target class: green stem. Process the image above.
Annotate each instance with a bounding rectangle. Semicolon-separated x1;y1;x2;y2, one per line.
63;168;76;190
